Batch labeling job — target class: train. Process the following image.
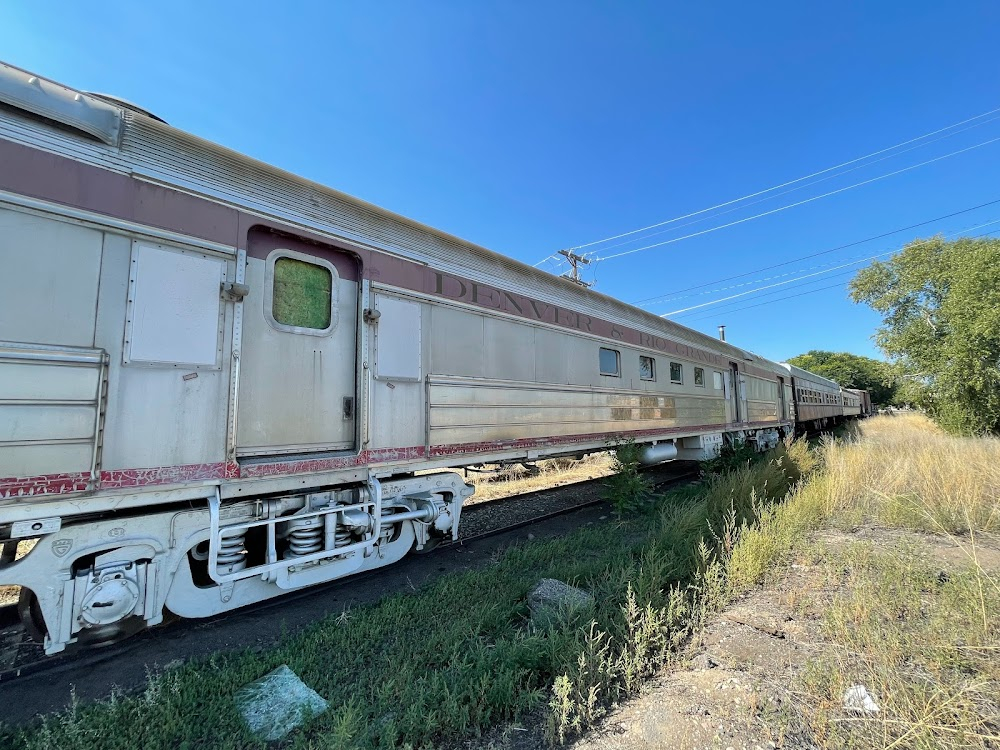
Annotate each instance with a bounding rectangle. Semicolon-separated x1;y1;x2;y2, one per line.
0;62;871;654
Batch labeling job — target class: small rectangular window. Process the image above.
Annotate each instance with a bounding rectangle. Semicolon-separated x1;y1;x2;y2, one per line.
273;256;333;330
713;371;724;390
669;362;683;384
639;355;655;381
599;347;620;376
694;367;705;387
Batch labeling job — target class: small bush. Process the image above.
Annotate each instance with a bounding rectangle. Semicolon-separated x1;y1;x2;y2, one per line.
699;437;761;477
602;439;653;515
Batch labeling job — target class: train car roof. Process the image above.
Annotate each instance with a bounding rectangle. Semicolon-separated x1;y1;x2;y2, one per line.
780;363;842;391
0;60;793;375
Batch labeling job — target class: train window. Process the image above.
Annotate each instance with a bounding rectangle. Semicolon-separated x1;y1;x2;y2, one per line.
694;367;705;387
639;356;655;381
272;256;333;330
713;371;724;389
599;347;620;376
669;362;683;384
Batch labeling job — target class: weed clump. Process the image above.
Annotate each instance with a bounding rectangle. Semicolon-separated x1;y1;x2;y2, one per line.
699;437;761;477
602;438;653;515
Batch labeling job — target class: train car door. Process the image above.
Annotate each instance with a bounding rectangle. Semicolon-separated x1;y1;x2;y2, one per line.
777;375;789;421
726;361;742;424
236;229;359;456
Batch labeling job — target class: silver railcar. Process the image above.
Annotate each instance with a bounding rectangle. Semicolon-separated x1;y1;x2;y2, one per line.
0;63;795;653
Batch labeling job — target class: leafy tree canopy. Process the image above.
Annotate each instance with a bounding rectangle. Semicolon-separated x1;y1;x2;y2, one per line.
785;350;895;405
849;235;1000;434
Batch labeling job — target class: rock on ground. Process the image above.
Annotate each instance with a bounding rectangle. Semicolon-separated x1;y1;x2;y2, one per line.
235;664;328;741
528;578;595;627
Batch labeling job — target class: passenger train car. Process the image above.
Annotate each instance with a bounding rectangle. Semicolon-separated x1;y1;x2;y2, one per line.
0;63;863;654
782;364;850;431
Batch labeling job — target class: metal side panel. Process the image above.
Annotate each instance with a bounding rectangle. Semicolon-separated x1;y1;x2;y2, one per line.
0;205;104;348
0;342;106;477
426;376;726;446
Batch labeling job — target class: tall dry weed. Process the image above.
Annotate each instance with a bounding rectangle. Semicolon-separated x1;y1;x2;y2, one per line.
824;412;1000;532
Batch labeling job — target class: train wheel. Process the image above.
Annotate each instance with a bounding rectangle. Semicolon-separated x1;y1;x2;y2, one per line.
18;586;147;650
412;537;442;555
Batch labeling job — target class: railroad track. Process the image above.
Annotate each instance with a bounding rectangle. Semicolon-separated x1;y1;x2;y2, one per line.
0;462;700;690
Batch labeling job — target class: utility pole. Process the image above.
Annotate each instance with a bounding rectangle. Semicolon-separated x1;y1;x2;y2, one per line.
558;249;592;287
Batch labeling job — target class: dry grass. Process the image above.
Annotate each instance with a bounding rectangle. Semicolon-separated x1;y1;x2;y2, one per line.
458;453;615;504
0;539;35;606
822;412;1000;533
729;412;1000;749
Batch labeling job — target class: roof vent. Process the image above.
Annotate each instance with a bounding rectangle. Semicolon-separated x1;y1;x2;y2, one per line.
85;92;166;123
0;61;123;145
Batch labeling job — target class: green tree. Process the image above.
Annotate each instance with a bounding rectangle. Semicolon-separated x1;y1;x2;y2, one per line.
849;235;1000;434
785;350;896;405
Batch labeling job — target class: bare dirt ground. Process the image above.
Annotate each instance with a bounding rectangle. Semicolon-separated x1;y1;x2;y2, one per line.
463;525;1000;750
570;527;1000;750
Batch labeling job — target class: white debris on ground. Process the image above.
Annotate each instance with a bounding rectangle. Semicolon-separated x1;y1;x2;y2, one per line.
528;578;595;627
843;684;881;714
235;664;329;741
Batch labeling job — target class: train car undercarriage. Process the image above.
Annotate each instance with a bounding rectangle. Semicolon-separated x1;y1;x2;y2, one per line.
4;472;473;655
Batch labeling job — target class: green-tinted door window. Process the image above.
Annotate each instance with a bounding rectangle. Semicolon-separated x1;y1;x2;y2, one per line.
272;257;333;330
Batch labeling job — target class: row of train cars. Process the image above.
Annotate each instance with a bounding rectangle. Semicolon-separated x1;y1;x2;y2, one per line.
0;62;872;654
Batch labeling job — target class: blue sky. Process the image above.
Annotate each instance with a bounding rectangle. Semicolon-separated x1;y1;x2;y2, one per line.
4;2;999;362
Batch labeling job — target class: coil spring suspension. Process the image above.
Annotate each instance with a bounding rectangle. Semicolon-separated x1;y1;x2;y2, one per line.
286;516;323;557
334;523;351;547
217;529;248;573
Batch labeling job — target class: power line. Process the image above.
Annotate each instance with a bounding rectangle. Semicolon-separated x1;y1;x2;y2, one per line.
646;211;1000;310
595;135;1000;262
631;196;1000;305
683;280;856;324
672;268;867;319
679;228;1000;323
662;251;897;316
585;114;1000;261
663;217;1000;317
668;265;874;316
533;104;1000;264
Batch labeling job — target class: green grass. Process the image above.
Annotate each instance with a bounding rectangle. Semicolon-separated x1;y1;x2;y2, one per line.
0;441;817;750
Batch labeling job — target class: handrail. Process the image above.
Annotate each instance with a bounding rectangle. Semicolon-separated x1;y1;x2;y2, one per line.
0;341;106;366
